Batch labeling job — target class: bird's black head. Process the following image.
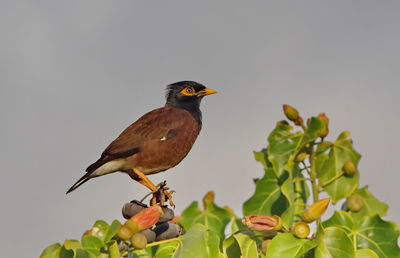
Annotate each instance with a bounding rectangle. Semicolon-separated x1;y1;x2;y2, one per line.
165;81;217;125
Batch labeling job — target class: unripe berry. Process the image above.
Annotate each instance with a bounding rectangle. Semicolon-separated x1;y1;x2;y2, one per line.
283;105;300;121
261;239;272;255
295;152;309;162
130;233;147;249
343;161;357;176
293;222;310;239
347;194;364;212
317;113;329;138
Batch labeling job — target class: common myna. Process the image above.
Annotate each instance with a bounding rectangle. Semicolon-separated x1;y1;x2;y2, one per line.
66;81;216;206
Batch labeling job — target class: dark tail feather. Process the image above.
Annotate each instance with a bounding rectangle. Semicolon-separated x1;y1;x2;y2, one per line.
66;157;108;194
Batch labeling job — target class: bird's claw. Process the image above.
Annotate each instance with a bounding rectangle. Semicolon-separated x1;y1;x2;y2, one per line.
148;181;175;208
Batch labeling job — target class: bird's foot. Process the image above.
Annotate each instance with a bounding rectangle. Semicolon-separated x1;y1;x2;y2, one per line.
149;181;175;208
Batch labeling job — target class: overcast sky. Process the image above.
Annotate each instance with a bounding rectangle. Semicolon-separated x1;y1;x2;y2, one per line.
1;1;399;256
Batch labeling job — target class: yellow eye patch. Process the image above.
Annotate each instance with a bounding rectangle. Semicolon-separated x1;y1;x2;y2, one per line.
180;87;196;96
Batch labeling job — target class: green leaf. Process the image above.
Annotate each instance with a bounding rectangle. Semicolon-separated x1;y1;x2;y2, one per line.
279;176;295;228
317;132;361;202
355;249;379;258
233;233;259;258
63;240;82;251
82;236;104;249
243;168;281;216
104;220;121;243
254;149;271;168
323;211;400;258
315;226;355;258
40;243;62;258
172;224;209;258
180;197;231;237
130;248;154;257
75;249;90;258
107;240;120;258
223;235;241;258
91;220;110;242
155;242;180;258
265;233;316;258
350;186;388;220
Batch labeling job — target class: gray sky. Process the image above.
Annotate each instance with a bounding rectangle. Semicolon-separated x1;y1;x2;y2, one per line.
1;1;399;256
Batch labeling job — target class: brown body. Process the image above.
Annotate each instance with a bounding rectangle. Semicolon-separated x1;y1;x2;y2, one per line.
66;81;215;202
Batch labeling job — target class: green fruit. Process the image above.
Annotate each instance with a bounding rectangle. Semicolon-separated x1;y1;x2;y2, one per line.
261;239;272;255
283;104;299;121
117;226;133;240
347;194;364;212
295;152;309;162
130;233;148;249
293;222;310;239
343;161;357;176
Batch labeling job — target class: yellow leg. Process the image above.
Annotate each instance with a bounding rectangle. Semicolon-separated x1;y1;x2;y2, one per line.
132;168;175;207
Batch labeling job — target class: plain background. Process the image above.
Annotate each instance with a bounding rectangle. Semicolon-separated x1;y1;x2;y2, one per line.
1;1;399;256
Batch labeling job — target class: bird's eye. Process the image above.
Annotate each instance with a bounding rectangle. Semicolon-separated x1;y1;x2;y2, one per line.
181;87;196;96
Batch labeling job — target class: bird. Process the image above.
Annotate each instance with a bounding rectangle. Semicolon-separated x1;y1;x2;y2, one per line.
66;81;217;206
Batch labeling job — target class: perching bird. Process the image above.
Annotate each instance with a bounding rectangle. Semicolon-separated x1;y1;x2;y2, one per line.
66;81;216;206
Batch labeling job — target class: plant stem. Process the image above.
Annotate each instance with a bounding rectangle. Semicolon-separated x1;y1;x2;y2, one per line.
309;145;319;203
319;172;344;188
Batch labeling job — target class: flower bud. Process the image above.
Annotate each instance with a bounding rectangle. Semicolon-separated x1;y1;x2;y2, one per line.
283;105;300;121
293;222;310;239
295;152;309;162
242;215;282;231
346;194;364;212
294;117;304;126
317;113;329;138
203;191;215;205
117;225;133;240
124;205;163;233
302;198;330;223
261;239;272;255
343;161;357;176
130;232;147;249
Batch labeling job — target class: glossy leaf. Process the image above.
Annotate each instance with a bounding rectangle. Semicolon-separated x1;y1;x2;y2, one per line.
107;240;120;258
315;226;355;258
243;168;281;216
81;236;104;250
265;233;316;258
179;196;231;237
355;249;379;258
155;242;180;258
223;235;241;258
104;220;121;243
40;243;61;258
91;220;110;242
172;224;210;258
350;186;388;220
323;211;400;257
317;132;361;202
233;233;259;258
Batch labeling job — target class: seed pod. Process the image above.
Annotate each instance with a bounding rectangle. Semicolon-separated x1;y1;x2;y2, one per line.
124;205;163;233
302;198;330;223
317;113;329;138
283;105;299;121
242;215;282;231
343;161;357;176
140;229;156;243
154;222;182;241
261;239;272;255
293;222;310;239
122;200;147;219
117;225;133;240
130;232;148;249
295;152;309;162
158;207;175;223
294;117;304;126
347;194;364;212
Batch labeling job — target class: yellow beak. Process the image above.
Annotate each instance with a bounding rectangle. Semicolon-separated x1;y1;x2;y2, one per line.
197;88;217;96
